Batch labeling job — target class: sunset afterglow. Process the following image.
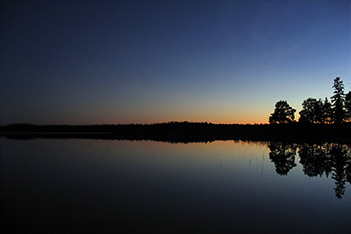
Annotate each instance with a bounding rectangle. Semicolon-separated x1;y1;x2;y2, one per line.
1;1;350;125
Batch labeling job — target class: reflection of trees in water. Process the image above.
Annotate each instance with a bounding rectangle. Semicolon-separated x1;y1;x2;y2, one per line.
299;143;351;199
299;143;332;177
268;142;351;199
268;142;297;175
329;145;351;198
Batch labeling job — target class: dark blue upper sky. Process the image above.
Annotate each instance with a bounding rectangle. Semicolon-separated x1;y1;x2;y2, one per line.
1;0;350;124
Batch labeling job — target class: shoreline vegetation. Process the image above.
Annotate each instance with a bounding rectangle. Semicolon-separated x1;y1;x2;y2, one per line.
1;122;351;143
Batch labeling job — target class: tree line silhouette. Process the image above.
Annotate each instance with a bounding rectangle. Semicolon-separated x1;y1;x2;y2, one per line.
1;121;350;143
1;77;350;142
268;142;351;199
269;77;351;124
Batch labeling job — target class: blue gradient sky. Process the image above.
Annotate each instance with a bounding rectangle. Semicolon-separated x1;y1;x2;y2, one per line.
1;0;350;124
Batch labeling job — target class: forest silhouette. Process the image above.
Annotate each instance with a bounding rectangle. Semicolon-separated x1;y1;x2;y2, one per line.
270;77;351;124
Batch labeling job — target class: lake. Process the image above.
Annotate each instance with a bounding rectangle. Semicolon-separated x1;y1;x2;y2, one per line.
1;139;350;234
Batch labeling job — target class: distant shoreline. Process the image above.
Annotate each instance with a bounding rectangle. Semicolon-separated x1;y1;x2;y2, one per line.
1;122;351;144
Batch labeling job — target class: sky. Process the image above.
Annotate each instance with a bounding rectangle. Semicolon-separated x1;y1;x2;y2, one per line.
1;0;350;125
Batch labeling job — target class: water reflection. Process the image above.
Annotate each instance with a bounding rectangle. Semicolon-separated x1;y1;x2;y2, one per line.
1;139;351;233
268;142;351;199
268;142;297;175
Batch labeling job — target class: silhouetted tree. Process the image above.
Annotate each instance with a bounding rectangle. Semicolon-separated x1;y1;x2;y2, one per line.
345;90;351;122
269;100;296;124
268;142;297;175
299;98;324;123
314;98;324;123
331;77;345;123
322;97;333;123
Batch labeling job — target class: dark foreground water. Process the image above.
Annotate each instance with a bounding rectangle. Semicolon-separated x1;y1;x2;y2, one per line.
1;139;350;234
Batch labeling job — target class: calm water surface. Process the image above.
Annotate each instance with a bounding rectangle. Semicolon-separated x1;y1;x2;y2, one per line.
1;139;350;233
